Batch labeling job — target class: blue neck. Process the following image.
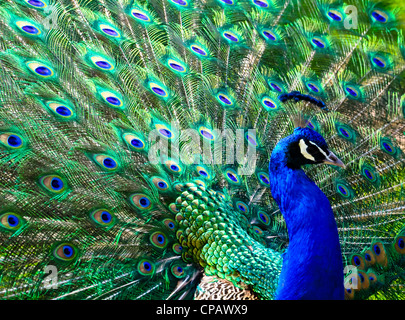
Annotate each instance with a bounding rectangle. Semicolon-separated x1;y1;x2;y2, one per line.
269;136;344;300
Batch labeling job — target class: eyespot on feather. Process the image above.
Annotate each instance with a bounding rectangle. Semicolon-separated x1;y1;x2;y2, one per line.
171;264;186;278
257;171;270;187
46;101;76;120
169;203;180;214
189;43;209;57
235;201;249;214
261;96;279;111
122;133;146;151
130;194;153;211
99;90;124;109
224;168;241;185
257;211;271;226
39;175;67;194
26;61;55;79
53;243;78;262
193;179;206;188
93;154;119;171
350;254;366;270
344;286;355;300
151;177;171;192
90;209;115;227
0;212;24;232
24;0;48;9
130;8;152;23
195;165;211;179
169;0;189;7
367;270;379;286
150;231;168;249
198;126;216;141
222;30;240;43
164;159;183;174
394;235;405;255
364;249;376;266
0;132;26;150
172;243;183;254
167;59;187;74
97;23;122;39
163;218;176;231
155;124;174;139
148;82;169;98
372;242;388;268
371;10;388;23
357;270;370;290
89;55;115;71
137;259;155;276
252;226;263;236
15;20;42;36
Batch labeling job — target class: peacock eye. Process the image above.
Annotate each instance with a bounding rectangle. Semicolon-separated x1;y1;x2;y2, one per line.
196;165;211;179
152;177;170;192
99;90;124;109
137;259;155;276
149;82;169;98
53;243;78;262
252;0;269;8
199;126;215;141
224;168;241;185
122;133;146;151
164;159;183;174
0;213;24;232
257;211;270;226
39;175;67;194
171;264;186;278
190;44;208;57
130;194;153;211
150;231;168;249
163;218;176;230
89;56;115;71
155;124;173;139
235;201;249;214
90;209;115;227
46;101;76;120
98;24;121;38
172;243;183;254
24;0;47;8
0;133;26;150
170;0;188;6
169;203;180;213
395;236;405;254
253;226;263;235
26;61;55;79
373;244;381;255
16;21;42;36
93;154;119;171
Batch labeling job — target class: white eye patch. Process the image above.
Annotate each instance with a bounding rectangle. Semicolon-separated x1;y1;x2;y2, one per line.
308;140;339;164
299;139;315;161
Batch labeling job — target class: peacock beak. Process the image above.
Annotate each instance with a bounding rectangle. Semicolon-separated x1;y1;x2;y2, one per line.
323;151;346;169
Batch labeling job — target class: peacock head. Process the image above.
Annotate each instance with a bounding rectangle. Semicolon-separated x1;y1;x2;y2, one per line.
286;127;345;169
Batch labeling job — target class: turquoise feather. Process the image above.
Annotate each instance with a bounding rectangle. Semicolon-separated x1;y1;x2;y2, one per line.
0;0;404;301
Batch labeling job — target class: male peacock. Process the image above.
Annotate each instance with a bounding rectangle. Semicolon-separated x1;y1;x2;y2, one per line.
0;0;404;301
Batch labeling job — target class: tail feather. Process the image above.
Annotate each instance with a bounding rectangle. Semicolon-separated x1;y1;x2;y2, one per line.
0;0;404;300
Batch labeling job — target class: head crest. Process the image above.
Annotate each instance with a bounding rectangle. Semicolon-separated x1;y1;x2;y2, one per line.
278;91;328;111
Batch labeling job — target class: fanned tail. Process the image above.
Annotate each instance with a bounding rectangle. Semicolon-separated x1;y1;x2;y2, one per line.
0;0;404;300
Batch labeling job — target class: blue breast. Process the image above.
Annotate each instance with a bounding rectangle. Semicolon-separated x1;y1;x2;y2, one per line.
269;136;344;300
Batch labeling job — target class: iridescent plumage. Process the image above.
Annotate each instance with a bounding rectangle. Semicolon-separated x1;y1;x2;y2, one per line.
0;0;404;300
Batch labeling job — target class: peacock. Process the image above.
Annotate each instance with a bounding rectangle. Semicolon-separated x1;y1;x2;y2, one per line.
0;0;404;301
